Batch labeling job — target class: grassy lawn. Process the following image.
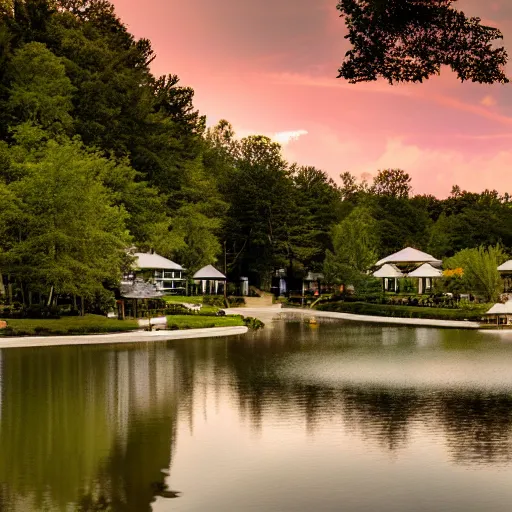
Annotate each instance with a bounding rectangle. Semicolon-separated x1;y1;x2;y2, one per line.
316;301;490;321
163;295;220;314
0;312;246;337
166;315;244;329
0;315;139;337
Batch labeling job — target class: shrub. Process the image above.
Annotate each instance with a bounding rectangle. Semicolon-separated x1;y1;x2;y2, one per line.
316;301;486;321
203;295;226;307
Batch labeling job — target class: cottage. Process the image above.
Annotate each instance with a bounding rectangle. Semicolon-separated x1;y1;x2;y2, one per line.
123;252;186;294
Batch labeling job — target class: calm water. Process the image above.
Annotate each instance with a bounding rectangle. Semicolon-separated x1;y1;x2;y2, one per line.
3;321;512;511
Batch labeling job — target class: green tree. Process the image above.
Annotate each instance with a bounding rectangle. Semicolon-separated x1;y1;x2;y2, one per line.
2;132;130;305
371;169;412;199
226;135;293;289
7;41;74;133
323;206;379;286
290;165;341;272
337;0;508;84
444;245;508;302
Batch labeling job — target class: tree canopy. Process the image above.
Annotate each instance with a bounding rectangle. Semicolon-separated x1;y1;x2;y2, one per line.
1;0;512;312
337;0;509;84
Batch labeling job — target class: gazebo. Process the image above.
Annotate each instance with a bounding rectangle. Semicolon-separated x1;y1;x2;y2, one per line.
192;265;226;295
407;263;443;294
119;278;165;319
483;301;512;326
498;260;512;292
373;263;404;292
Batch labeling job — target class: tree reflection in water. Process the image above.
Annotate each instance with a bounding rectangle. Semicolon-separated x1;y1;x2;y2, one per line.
1;322;512;510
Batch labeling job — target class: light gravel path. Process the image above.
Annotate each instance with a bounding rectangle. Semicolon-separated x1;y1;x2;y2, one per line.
0;326;249;349
225;306;480;329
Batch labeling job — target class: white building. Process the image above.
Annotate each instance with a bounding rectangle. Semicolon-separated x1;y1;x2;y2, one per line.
123;252;186;294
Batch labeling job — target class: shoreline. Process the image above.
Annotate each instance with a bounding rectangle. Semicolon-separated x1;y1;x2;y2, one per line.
0;326;249;349
224;306;481;329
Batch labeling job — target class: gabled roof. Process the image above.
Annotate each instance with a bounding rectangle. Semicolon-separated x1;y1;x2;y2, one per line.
486;301;512;315
373;263;404;278
498;260;512;272
375;247;441;267
407;263;443;278
134;252;183;271
121;278;165;299
193;265;226;280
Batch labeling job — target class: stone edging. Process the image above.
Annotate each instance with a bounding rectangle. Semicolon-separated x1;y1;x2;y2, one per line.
0;326;249;349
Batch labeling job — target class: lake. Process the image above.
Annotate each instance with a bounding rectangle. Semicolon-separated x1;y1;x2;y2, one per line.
2;319;512;511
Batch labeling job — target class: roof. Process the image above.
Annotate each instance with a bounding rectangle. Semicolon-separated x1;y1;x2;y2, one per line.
373;263;404;278
375;247;441;267
485;301;512;315
121;279;165;299
498;260;512;272
193;265;226;280
133;252;183;270
407;263;443;278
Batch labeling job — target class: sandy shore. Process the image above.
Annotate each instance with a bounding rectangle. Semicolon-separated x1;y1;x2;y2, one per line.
224;306;480;329
0;326;249;349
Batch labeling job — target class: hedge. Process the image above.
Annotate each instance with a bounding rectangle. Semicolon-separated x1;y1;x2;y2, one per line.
316;301;488;321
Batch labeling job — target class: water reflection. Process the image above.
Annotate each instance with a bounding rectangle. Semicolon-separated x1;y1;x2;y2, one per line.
0;345;179;511
2;324;512;510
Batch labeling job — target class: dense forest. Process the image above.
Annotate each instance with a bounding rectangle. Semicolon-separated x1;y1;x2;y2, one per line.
0;0;511;308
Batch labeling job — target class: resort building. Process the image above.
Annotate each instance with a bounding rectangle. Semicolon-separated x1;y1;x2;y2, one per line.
372;247;443;293
122;252;186;294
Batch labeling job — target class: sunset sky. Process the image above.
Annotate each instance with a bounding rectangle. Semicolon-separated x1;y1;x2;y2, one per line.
111;0;512;198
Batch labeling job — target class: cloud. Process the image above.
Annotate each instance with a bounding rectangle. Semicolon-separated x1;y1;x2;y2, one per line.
349;137;512;198
235;127;309;146
273;130;309;145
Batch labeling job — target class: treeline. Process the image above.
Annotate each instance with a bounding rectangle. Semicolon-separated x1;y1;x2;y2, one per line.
0;0;510;307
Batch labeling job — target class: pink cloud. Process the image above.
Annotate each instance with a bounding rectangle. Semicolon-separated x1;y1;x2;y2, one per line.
110;0;512;197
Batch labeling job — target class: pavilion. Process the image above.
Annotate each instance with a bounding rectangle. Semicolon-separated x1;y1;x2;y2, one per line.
192;265;226;295
373;263;404;292
407;263;443;294
483;300;512;326
373;247;442;294
119;278;165;319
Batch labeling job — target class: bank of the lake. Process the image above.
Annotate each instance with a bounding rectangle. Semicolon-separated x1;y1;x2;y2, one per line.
0;325;249;348
0;314;245;338
223;306;481;329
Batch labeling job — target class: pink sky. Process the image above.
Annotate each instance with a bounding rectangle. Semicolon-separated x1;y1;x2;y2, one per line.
111;0;512;198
